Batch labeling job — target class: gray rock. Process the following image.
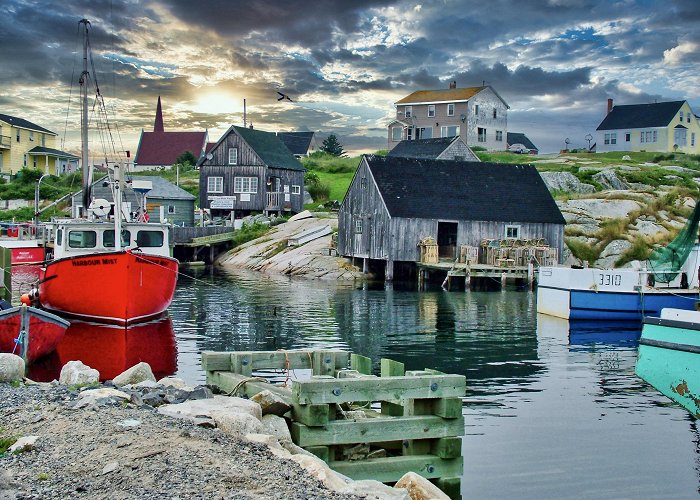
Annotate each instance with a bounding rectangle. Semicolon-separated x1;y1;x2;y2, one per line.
187;386;213;401
76;387;130;408
9;435;38;453
663;165;697;174
303;190;314;205
59;360;99;386
112;362;156;387
559;199;642;220
102;462;119;475
539;171;596;194
211;410;264;436
592;169;630;190
251;389;291;416
261;414;292;442
394;471;449;499
565;223;600;237
631;220;668;237
663;175;682;181
158;395;262;422
595;239;633;268
0;353;25;383
157;377;193;391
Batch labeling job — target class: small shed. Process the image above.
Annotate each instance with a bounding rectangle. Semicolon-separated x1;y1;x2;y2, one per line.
72;175;196;226
338;156;564;276
387;137;480;161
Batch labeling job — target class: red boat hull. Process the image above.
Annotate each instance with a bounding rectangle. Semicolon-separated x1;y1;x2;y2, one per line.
0;306;70;362
38;251;178;325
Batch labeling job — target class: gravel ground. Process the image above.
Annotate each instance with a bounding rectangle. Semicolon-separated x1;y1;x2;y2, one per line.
0;383;358;499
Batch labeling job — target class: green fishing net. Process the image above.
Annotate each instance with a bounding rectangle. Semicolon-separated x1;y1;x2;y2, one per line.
647;202;700;283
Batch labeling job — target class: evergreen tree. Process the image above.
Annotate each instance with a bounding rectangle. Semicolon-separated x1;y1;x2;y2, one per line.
320;134;346;157
175;150;197;166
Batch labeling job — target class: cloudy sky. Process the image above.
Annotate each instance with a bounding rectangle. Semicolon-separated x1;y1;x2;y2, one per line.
1;0;699;157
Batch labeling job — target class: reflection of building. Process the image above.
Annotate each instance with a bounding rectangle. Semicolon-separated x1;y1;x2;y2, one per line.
0;113;79;175
596;98;700;154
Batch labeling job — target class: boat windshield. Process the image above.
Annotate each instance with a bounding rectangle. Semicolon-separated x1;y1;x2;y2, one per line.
103;229;131;248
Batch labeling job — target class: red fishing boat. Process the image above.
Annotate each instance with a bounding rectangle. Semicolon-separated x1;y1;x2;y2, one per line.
0;305;70;363
34;20;178;325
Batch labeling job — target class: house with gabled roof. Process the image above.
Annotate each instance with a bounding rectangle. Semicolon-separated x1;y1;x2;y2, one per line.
387;136;480;161
0;113;79;175
506;132;539;155
134;97;208;171
596;99;700;154
388;82;509;152
72;175;196;226
276;131;317;157
198;125;305;217
338;155;564;277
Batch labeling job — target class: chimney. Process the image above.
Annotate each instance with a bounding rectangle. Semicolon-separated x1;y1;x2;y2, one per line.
153;96;164;132
449;81;456;89
607;98;613;115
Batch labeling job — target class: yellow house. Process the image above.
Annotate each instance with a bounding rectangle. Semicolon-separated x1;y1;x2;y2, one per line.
0;113;79;176
595;99;700;154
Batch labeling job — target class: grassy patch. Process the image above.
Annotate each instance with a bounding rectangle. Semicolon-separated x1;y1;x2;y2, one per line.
265;240;289;258
301;152;360;173
596;218;629;243
565;238;602;264
310;171;355;201
232;223;271;248
616;236;652;266
37;473;49;481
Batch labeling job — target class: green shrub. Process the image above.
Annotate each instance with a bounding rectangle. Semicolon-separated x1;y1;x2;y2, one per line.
616;237;652;267
565;238;601;264
596;218;628;242
471;146;487;151
307;181;331;202
232;223;270;248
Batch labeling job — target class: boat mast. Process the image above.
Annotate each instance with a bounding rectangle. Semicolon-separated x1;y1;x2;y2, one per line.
79;19;92;218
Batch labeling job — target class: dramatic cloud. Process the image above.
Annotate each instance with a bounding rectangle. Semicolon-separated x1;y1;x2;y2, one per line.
0;0;698;154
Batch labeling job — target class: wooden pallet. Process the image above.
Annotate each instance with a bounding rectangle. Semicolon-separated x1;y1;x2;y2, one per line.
202;350;466;499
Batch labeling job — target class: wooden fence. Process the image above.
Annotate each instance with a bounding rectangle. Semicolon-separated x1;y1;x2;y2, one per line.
202;349;466;499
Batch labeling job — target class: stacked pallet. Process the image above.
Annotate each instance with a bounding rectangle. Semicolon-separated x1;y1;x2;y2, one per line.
201;349;466;499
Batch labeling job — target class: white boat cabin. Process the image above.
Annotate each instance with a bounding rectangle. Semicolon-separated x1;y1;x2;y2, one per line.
50;220;172;260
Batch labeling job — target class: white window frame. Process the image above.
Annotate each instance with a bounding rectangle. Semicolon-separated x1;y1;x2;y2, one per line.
167;205;176;214
625;133;631;142
407;127;413;140
474;104;480;116
639;132;644;144
418;127;433;139
234;176;258;194
29;131;34;142
207;176;223;193
355;218;363;233
427;105;435;117
391;127;402;141
680;111;684;122
505;225;520;239
692;132;696;147
440;125;459;138
495;130;503;142
292;185;301;195
16;129;20;142
610;132;617;145
228;147;238;165
404;106;412;118
477;127;486;143
447;103;454;116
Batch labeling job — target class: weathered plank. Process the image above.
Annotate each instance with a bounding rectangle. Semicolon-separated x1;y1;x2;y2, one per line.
290;415;464;447
206;371;293;402
200;351;232;372
305;446;330;462
431;437;462;459
291;403;330;427
350;353;372;375
434;397;463;419
380;358;405;377
329;455;463;483
436;477;462;500
292;374;466;405
228;350;349;375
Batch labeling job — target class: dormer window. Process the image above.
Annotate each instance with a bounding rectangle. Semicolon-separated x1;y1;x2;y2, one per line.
405;106;412;118
228;147;238;165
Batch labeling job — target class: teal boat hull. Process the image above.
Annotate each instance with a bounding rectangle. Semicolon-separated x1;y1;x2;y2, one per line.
636;316;700;418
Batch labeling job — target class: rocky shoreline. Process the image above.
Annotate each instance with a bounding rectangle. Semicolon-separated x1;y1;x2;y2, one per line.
0;357;446;500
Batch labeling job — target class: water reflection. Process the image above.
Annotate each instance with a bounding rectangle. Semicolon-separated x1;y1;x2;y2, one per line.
29;316;176;382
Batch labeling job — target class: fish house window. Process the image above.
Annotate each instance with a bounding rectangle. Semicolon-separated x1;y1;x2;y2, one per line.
505;225;520;239
208;176;223;193
234;177;258;194
68;230;97;248
228;147;238;165
136;231;164;248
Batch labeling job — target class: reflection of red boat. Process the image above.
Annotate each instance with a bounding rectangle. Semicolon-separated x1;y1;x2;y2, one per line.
29;316;177;382
0;305;70;363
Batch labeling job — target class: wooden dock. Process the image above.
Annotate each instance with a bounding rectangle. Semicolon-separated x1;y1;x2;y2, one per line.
202;349;466;499
417;260;532;290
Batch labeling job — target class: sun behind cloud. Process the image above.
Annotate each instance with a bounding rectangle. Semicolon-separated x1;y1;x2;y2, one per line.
192;92;243;116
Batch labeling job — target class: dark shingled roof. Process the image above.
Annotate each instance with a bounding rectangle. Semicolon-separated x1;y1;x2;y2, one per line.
27;146;79;158
365;156;564;224
135;131;207;166
506;132;538;151
387;137;458;159
233;126;303;171
276;131;314;156
73;175;195;204
596;101;685;130
0;113;55;134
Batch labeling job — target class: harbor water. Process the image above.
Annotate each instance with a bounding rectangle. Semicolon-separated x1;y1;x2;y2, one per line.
36;267;700;498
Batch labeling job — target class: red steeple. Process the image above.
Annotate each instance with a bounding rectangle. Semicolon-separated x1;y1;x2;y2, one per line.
153;96;164;132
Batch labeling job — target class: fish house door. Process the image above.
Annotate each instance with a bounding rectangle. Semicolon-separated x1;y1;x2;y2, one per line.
353;216;369;257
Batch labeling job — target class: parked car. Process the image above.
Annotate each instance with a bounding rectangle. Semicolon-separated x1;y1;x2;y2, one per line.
508;143;530;154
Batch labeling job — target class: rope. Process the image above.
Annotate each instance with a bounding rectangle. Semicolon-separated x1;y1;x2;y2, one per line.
225;376;268;397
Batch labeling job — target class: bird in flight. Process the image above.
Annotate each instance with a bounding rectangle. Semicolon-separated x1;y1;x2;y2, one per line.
277;91;293;102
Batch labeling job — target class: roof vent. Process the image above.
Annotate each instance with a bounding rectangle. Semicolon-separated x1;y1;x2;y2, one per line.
449;81;457;89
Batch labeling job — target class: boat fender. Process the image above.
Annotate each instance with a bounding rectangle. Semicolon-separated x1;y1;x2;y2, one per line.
647;274;655;287
20;294;31;305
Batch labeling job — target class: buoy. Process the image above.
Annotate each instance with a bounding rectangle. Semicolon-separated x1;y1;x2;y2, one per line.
20;294;31;305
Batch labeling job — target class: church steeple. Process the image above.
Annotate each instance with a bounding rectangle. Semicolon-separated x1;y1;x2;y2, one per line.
153;96;164;132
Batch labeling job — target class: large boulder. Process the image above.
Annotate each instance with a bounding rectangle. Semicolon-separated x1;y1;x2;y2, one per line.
158;395;262;422
595;239;633;268
112;362;156;386
261;414;292;442
59;360;99;385
592;169;630;190
211;410;264;436
394;471;450;499
0;353;25;382
539;171;595;194
559;199;641;221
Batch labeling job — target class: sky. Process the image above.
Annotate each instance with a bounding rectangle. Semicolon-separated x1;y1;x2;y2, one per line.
1;0;699;157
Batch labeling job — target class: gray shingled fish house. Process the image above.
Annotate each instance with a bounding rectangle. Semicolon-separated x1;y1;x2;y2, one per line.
338;155;564;278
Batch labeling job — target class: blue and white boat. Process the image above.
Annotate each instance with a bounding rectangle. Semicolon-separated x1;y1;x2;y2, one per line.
536;252;700;320
636;308;700;418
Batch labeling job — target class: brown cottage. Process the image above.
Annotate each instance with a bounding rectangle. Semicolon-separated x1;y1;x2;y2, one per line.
198;126;305;217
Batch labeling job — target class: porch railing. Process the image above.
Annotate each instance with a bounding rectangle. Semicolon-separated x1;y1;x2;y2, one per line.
266;191;281;209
